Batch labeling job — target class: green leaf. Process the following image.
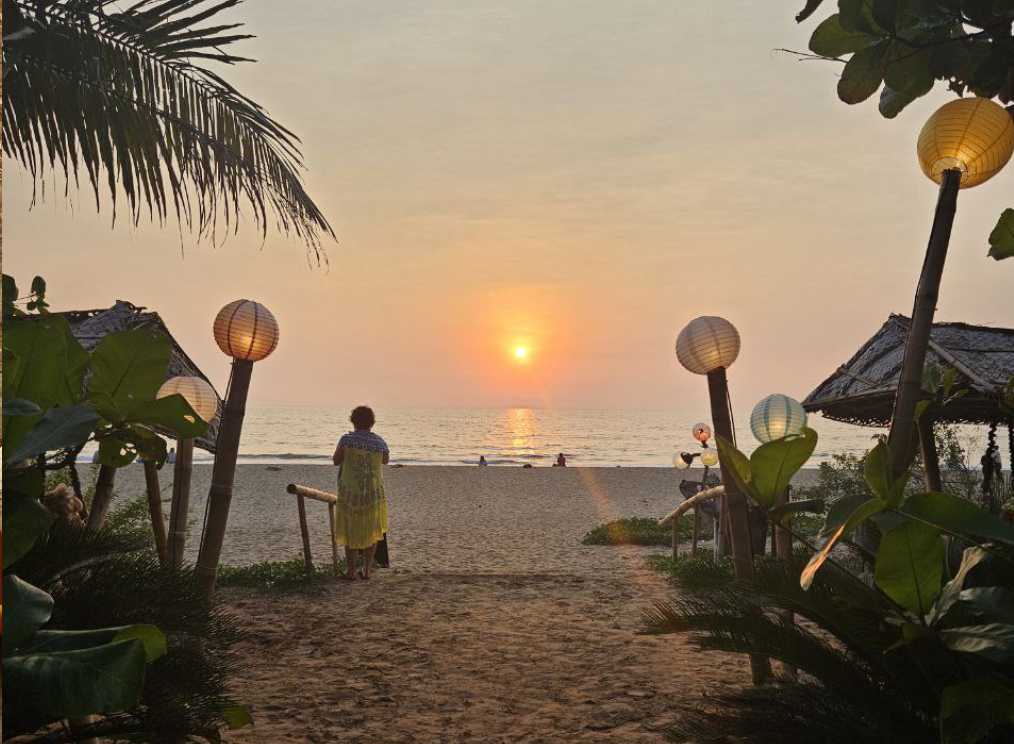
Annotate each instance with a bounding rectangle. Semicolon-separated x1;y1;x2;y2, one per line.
769;498;826;521
801;498;887;589
930;546;1013;625
796;0;828;23
2;576;55;653
2;318;68;456
2;638;149;719
863;440;908;504
6;402;101;465
88;329;172;411
874;521;944;615
809;14;876;56
125;394;209;437
922;362;943;394
96;435;138;468
3;398;43;416
987;209;1014;261
940;623;1014;663
838;41;888;103
900;492;1014;547
749;427;818;508
3;273;20;319
2;493;55;570
222;702;254;729
940;678;1014;744
941;587;1014;627
715;435;754;497
23;626;167;663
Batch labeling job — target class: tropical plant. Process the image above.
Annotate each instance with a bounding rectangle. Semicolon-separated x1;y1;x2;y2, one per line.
644;428;1014;744
791;0;1014;259
2;0;334;259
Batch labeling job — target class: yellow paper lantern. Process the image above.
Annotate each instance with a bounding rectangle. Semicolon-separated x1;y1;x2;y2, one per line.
700;450;719;468
676;317;741;375
157;376;219;423
213;300;279;362
917;98;1014;189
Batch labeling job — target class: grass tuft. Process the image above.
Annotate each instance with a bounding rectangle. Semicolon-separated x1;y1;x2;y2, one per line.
581;516;714;547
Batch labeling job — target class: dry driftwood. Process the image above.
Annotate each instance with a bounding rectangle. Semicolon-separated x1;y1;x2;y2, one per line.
658;485;725;526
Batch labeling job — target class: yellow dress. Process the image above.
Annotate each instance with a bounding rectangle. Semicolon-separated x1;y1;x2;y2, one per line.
333;435;389;549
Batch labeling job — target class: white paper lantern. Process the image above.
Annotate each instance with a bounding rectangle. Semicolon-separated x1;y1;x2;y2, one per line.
672;452;691;470
700;449;719;468
213;300;279;362
676;317;741;375
750;394;807;443
157;376;219;423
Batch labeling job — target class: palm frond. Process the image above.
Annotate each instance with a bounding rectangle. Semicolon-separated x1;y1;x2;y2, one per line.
3;0;334;261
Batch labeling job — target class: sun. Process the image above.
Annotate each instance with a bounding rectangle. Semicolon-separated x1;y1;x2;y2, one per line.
515;347;528;359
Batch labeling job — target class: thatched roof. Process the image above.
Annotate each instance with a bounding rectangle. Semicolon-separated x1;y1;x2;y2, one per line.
803;314;1014;427
64;300;221;452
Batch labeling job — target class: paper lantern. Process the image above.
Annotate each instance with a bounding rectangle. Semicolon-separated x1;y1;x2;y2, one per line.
750;394;807;444
917;98;1014;189
672;452;691;470
213;300;279;362
157;376;219;423
676;317;741;375
700;449;719;468
693;422;712;443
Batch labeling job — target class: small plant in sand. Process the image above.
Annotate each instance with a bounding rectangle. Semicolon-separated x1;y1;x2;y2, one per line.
218;558;351;591
581;516;713;547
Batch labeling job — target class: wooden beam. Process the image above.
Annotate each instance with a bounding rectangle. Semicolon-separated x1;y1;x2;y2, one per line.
296;494;313;575
918;416;943;492
286;483;338;504
86;465;117;531
167;438;195;568
143;460;168;565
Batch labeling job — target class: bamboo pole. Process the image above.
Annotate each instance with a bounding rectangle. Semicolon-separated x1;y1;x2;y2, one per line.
707;366;772;684
166;438;195;568
917;415;943;492
774;487;797;681
328;502;340;572
286;483;337;503
887;169;961;479
86;465;117;531
296;494;313;575
691;510;700;558
143;460;168;564
671;515;679;559
196;360;254;597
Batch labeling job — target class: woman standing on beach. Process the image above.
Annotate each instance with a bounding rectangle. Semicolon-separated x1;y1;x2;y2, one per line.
332;406;390;580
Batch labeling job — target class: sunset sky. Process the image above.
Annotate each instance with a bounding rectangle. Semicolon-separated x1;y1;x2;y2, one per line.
4;0;1013;413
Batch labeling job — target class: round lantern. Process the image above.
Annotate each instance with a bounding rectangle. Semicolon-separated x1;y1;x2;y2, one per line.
213;300;279;362
676;317;741;375
750;394;808;444
157;376;219;423
917;98;1014;189
693;422;712;443
672;452;691;470
700;449;719;468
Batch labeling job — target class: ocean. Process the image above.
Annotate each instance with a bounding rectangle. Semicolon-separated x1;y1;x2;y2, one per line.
150;406;987;467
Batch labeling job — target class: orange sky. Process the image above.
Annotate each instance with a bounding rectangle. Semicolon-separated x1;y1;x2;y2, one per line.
4;1;1012;413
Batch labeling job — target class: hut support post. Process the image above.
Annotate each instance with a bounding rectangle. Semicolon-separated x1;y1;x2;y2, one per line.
328;502;340;572
918;416;943;492
142;460;168;564
707;367;772;685
296;494;313;575
196;359;254;598
86;465;118;531
671;516;679;559
691;510;700;558
887;169;960;479
167;438;195;568
774;487;798;680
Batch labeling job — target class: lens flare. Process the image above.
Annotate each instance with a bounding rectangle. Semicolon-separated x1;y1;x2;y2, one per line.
515;347;527;359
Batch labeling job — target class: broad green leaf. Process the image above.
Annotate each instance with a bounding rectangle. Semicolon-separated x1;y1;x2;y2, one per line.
941;366;958;399
874;521;944;614
3;273;20;319
769;498;826;521
222;702;254;729
125;393;209;437
2;493;55;570
839;0;881;33
54;314;89;406
883;42;933;92
23;625;166;663
749;427;818;508
914;399;933;420
796;0;828;23
88;329;172;411
809;14;876;56
863;440;892;498
88;390;123;422
97;435;138;467
2;319;68;455
940;623;1014;664
987;208;1014;261
6;402;101;465
2;576;55;653
922;362;943;395
838;41;888;104
715;435;754;499
802;498;887;589
930;546;1014;625
3;398;43;416
821;493;870;537
939;678;1014;744
900;492;1014;547
2;638;148;719
938;587;1014;628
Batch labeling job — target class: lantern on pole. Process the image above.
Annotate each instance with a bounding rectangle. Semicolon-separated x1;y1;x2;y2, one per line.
196;300;279;596
887;98;1013;479
672;452;692;470
750;394;807;444
700;449;719;468
692;422;712;443
158;376;219;568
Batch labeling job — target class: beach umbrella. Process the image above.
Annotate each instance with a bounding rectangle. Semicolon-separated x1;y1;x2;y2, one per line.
750;394;807;444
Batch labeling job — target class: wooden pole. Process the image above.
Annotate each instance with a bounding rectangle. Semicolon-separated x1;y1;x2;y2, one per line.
917;415;943;492
196;359;254;597
328;502;340;572
86;465;117;531
691;510;700;558
671;515;680;559
166;438;195;567
142;460;168;565
707;366;772;684
296;494;313;575
774;487;797;681
887;169;961;479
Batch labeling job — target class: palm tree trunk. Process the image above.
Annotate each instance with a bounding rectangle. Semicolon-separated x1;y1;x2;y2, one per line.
86;465;117;531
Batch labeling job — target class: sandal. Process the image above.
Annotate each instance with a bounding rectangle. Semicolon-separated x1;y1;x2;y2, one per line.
357;569;370;580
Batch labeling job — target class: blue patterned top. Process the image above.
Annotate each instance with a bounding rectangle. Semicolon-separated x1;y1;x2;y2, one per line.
338;430;389;454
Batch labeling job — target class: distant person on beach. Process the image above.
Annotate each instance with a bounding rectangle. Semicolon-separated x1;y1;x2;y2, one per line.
332;406;389;581
166;447;176;465
555;453;567;467
479;456;488;466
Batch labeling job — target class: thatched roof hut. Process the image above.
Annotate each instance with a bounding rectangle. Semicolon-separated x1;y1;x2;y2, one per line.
803;314;1014;427
65;300;221;452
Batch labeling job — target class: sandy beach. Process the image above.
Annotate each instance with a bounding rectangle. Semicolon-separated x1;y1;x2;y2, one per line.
110;465;819;742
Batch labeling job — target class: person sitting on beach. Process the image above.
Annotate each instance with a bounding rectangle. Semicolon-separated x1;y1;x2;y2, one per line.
479;455;488;466
332;406;390;581
555;452;567;467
